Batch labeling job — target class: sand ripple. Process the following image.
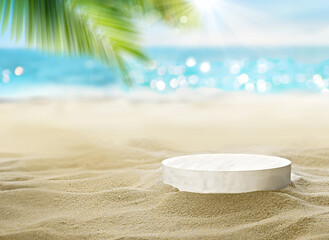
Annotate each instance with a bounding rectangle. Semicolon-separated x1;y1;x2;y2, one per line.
0;145;328;240
0;98;329;239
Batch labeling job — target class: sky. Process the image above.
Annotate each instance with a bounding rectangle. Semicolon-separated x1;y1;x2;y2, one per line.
144;0;329;46
2;0;329;48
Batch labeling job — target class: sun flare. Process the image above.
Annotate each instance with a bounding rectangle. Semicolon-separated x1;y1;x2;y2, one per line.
192;0;218;15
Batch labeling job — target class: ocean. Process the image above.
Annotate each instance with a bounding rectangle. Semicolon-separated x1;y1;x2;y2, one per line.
1;46;329;98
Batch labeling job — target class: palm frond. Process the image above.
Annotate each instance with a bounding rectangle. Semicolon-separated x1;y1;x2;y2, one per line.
0;0;197;86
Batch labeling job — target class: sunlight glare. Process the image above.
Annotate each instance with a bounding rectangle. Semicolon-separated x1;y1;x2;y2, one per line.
170;78;179;88
14;66;24;76
192;0;218;15
186;57;196;67
156;80;166;91
200;62;210;73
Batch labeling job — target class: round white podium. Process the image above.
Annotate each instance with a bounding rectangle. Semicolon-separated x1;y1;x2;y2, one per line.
162;154;291;193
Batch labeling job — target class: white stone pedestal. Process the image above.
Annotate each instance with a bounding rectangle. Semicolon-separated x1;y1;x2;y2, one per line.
162;154;291;193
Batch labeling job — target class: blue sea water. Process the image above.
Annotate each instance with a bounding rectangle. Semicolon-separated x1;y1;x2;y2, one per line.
1;46;329;98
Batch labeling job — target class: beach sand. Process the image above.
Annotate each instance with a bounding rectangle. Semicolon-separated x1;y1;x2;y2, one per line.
0;94;328;239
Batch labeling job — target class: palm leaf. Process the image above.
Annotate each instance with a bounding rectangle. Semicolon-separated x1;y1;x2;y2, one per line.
0;0;197;86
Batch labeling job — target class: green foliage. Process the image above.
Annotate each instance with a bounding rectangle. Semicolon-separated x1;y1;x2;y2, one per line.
0;0;197;86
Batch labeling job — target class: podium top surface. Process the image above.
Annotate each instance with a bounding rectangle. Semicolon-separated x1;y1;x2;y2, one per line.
162;154;291;172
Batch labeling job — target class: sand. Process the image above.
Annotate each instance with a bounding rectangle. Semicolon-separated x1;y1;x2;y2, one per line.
0;94;328;239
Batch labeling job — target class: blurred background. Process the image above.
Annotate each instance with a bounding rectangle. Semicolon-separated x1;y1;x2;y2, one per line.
2;0;329;98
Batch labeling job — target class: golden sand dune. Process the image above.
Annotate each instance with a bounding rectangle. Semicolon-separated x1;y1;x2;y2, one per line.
0;95;328;239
